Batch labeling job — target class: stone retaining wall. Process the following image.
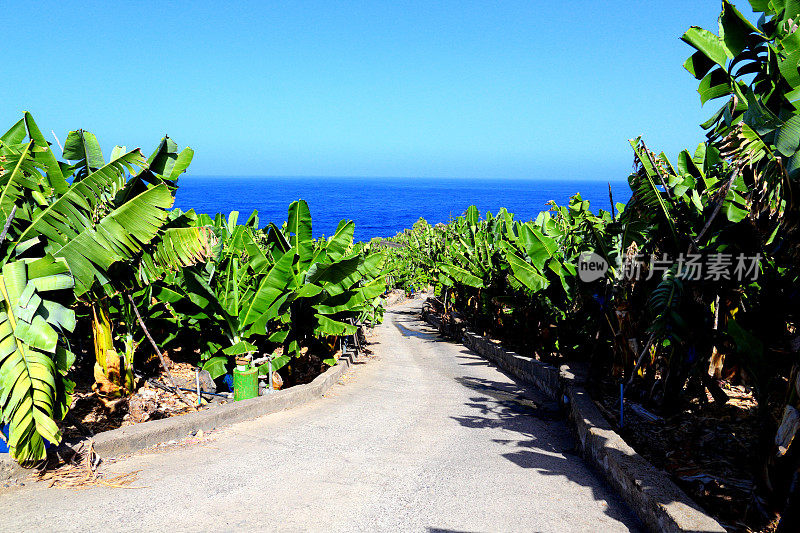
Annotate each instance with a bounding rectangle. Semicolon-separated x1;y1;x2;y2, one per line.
2;349;363;484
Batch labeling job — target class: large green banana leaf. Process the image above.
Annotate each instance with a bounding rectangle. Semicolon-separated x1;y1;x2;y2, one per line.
0;256;76;464
313;314;358;336
63;129;106;180
518;223;558;271
439;263;484;288
504;251;550;293
52;184;174;295
0;141;46;224
22;113;69;195
0;119;26;145
326;220;355;261
146;136;194;182
138;224;216;285
15;148;146;251
239;251;297;331
287;200;314;270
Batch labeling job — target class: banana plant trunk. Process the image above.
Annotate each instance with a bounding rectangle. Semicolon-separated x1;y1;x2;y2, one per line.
92;298;134;396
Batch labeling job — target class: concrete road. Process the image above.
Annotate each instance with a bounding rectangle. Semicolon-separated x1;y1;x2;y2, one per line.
0;297;642;532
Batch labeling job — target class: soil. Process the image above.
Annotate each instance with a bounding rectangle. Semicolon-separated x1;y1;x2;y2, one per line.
594;380;775;532
59;336;364;442
62;360;216;441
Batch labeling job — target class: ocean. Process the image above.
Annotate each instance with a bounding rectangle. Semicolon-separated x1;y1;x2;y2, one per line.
174;177;632;242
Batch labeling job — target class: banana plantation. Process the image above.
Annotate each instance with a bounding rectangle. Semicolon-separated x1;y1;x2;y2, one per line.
382;2;800;529
0;114;386;465
2;0;800;531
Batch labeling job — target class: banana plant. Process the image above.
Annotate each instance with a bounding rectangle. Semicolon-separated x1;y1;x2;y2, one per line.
161;210;292;378
392;218;451;292
166;201;385;378
0;255;76;464
682;4;800;526
0;118;77;462
503;218;565;294
1;113;207;397
263;200;385;367
0;119;79;462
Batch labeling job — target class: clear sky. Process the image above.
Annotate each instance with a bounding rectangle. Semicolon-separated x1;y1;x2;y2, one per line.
3;1;737;180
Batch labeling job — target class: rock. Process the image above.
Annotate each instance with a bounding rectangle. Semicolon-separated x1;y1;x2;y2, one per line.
170;375;192;389
172;370;216;393
128;393;159;423
198;370;216;393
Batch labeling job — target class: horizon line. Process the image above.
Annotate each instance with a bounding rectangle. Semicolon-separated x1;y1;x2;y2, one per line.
182;174;632;181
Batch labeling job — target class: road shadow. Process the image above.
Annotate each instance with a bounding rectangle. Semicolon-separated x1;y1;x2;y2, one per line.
450;358;644;531
387;302;647;530
454;351;493;367
454;375;558;420
393;319;440;341
387;308;461;346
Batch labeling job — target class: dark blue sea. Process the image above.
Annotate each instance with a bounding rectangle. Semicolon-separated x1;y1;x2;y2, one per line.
174;177;632;242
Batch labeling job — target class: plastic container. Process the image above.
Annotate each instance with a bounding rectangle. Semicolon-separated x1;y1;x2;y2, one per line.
233;366;258;401
0;424;9;453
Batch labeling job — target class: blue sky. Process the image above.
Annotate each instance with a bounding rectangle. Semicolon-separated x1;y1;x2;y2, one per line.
3;1;735;179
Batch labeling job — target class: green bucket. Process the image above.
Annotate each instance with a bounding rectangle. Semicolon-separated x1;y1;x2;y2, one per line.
233;366;259;401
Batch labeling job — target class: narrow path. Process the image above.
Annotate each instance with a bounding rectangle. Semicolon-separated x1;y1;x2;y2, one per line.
0;297;642;532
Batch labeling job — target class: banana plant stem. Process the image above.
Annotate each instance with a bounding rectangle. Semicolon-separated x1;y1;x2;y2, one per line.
0;205;18;243
126;291;196;410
